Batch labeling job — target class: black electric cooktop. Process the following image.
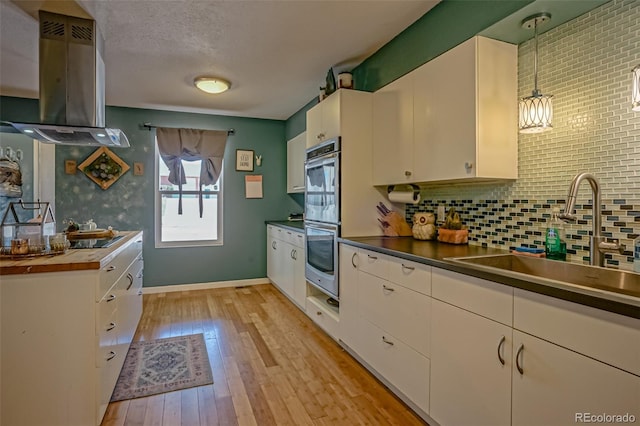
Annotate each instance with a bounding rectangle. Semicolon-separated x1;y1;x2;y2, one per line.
69;235;125;249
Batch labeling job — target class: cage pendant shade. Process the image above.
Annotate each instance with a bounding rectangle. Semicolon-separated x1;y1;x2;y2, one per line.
632;65;640;111
518;13;553;133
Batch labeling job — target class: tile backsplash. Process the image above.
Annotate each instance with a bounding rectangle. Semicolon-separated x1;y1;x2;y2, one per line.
403;0;640;270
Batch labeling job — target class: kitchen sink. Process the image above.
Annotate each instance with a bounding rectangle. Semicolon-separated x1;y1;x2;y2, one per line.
446;254;640;301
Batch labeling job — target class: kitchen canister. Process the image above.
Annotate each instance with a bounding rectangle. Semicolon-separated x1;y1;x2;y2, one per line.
338;72;353;89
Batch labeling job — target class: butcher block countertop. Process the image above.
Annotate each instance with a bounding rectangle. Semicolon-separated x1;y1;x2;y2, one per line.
0;231;143;275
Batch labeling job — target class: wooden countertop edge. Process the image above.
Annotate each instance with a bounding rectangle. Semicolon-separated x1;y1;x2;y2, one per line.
0;231;143;275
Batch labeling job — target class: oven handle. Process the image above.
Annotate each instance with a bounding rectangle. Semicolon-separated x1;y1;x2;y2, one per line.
305;152;339;169
304;222;339;232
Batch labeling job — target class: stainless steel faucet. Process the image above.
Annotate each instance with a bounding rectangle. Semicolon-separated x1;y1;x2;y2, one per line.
559;172;625;267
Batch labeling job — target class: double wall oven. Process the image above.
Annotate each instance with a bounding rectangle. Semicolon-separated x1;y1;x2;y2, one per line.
304;137;340;301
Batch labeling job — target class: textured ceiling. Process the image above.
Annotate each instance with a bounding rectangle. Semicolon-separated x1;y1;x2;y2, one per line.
0;0;440;120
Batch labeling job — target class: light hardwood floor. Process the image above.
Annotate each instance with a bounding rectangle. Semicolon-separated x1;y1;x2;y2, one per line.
100;284;428;426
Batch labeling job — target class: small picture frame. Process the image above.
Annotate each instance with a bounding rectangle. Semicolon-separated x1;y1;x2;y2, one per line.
236;149;254;171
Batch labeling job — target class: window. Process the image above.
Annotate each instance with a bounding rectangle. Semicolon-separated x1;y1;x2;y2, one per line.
155;145;223;247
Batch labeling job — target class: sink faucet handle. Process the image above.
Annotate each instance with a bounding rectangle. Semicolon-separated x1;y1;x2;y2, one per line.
558;212;576;222
598;239;626;255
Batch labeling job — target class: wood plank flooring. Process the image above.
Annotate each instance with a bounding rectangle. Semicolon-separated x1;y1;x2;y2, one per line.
100;284;428;426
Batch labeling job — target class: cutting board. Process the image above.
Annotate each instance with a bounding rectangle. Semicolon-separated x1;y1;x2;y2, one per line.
67;229;117;240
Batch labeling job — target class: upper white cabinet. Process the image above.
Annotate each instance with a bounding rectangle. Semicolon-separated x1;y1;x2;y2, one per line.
286;132;306;193
306;91;340;147
373;36;518;186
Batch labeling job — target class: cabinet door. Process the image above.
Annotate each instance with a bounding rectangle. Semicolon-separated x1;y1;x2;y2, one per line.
287;132;306;193
339;244;359;349
321;90;341;142
414;37;477;181
292;245;306;309
512;331;640;426
372;74;414;185
430;299;512;426
306;102;323;147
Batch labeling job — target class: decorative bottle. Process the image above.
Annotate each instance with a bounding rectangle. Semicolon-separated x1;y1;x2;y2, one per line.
545;207;567;261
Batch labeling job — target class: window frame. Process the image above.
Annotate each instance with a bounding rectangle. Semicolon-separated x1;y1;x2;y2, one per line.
154;143;224;248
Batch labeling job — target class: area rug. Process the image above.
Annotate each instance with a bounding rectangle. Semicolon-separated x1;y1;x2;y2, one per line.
111;334;213;402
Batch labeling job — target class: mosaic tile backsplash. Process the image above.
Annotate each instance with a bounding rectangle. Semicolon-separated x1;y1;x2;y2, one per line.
402;0;640;271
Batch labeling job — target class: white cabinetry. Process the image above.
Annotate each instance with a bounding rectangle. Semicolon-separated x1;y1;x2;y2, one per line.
266;225;306;309
512;289;640;426
339;246;431;415
305;89;386;237
430;268;513;426
1;234;143;426
287;132;306;193
373;36;517;186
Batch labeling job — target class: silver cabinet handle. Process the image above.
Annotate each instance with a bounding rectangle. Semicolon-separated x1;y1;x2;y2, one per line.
351;252;357;268
137;290;143;296
316;311;322;316
106;351;116;361
317;133;325;140
516;344;525;374
106;322;116;332
272;241;276;250
106;294;116;302
105;265;116;272
367;254;378;260
291;249;296;260
405;170;412;176
497;335;506;366
126;273;134;291
401;264;415;271
382;336;394;346
382;284;395;292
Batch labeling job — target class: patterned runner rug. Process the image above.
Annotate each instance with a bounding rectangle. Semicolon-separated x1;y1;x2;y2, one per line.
111;333;213;401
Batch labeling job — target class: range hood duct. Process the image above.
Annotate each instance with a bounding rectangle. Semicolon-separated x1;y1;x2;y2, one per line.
3;11;129;147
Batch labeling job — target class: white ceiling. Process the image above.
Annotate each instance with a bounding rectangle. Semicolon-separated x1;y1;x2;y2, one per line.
0;0;440;121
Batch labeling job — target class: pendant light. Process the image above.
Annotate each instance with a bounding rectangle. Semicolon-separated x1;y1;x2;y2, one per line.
519;13;553;133
632;65;640;111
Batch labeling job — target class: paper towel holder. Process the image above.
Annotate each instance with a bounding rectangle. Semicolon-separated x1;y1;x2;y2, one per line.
387;184;420;202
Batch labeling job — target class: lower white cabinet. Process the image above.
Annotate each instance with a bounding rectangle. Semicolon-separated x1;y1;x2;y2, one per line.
1;233;143;426
266;225;306;309
512;330;640;426
430;298;512;426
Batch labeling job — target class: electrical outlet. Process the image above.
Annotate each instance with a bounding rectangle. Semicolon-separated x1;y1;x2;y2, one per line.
437;205;445;222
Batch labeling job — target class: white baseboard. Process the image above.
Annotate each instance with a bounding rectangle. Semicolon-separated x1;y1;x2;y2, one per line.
142;277;271;294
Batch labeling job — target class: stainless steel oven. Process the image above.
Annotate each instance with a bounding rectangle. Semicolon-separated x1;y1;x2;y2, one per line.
304;137;341;300
304;221;339;299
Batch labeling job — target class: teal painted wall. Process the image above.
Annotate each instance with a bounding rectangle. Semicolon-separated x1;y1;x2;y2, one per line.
285;97;318;141
0;96;300;286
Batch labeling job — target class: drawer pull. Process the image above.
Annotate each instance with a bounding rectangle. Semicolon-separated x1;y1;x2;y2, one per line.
497;335;506;366
106;294;116;302
106;322;116;332
382;285;395;293
126;273;134;290
516;344;525;375
291;249;296;260
351;252;358;268
106;351;116;361
272;241;277;250
401;264;415;271
367;254;378;260
382;336;394;346
105;265;116;272
316;311;322;316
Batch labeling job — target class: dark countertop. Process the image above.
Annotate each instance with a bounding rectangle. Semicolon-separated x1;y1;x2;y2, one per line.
266;220;304;231
340;236;640;320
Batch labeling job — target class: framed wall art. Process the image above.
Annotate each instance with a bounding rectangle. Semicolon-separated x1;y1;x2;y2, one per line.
78;146;130;190
236;149;254;172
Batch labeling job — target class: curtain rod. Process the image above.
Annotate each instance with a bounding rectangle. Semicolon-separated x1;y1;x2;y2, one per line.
142;122;235;136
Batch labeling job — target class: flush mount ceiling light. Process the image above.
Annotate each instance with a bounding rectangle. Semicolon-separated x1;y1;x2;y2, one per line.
632;65;640;111
519;12;553;134
194;77;231;94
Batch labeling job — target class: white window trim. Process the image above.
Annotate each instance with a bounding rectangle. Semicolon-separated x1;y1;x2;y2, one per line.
154;143;224;248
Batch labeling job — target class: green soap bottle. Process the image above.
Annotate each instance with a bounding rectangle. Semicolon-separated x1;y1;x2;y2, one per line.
545;207;567;261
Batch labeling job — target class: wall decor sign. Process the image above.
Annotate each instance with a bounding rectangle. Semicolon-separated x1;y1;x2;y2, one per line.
78;146;130;190
236;149;254;172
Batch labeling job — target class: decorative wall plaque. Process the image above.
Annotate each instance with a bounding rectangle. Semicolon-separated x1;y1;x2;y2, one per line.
78;147;130;190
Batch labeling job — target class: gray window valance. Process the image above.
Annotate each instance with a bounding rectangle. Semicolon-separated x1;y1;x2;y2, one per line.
156;127;228;217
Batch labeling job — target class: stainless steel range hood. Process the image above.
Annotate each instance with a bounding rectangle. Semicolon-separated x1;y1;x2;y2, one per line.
4;11;129;147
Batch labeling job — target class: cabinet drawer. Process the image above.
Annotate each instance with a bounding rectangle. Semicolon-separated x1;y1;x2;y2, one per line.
358;319;430;413
388;258;431;295
514;289;640;376
292;231;305;248
432;268;513;326
358;272;430;357
96;297;118;367
306;296;340;340
97;238;143;301
358;249;389;279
